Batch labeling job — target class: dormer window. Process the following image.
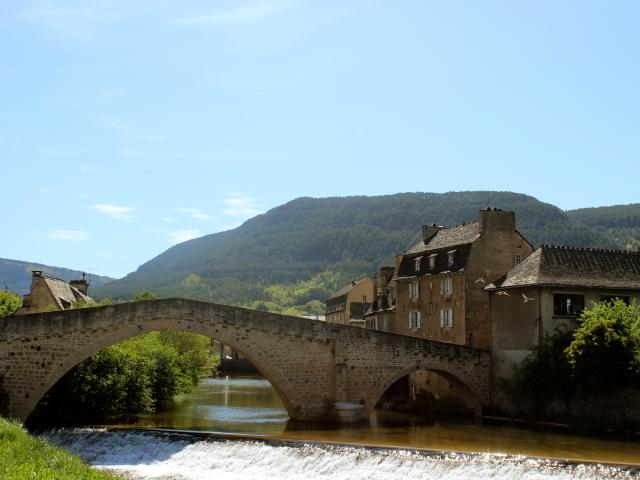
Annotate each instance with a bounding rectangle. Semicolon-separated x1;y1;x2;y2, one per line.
514;254;523;266
447;250;456;267
428;254;436;269
414;256;422;272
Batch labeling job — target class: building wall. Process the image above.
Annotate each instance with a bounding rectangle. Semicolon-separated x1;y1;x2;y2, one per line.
26;276;60;313
464;222;533;351
326;277;376;325
392;272;467;343
491;286;640;383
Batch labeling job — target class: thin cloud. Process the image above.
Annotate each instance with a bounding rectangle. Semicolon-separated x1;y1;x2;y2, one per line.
90;204;136;221
168;229;201;244
167;0;297;26
223;192;261;217
46;229;89;241
173;207;212;220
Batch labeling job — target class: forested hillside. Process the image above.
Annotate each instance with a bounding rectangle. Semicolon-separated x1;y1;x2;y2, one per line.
567;203;640;251
95;191;619;314
0;258;114;295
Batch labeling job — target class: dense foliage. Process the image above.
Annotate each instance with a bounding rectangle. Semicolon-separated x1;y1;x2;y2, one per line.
565;300;640;394
29;293;216;426
0;417;117;479
95;192;623;309
567;203;640;251
508;300;640;417
0;290;21;316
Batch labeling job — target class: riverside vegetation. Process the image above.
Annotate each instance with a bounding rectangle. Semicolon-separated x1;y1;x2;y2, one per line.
0;417;118;479
506;299;640;431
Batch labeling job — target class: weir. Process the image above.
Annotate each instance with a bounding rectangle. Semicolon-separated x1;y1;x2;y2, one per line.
0;298;491;423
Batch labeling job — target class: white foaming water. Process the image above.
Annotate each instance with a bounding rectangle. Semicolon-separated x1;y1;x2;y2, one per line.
43;429;637;480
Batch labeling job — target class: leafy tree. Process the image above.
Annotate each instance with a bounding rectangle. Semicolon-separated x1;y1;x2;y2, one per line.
133;290;157;301
565;299;640;394
28;330;215;426
0;290;21;316
509;327;574;414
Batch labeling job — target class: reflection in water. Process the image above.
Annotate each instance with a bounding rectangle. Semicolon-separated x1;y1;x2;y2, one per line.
131;375;640;465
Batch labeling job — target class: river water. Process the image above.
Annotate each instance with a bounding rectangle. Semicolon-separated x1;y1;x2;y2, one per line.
43;375;640;479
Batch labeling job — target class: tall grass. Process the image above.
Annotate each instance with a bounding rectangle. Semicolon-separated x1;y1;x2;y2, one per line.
0;417;119;479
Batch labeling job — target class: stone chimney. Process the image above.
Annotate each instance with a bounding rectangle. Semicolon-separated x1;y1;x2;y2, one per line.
479;208;516;235
421;224;443;243
70;273;90;295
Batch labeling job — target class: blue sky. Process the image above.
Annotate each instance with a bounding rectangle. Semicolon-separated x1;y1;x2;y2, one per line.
1;0;639;278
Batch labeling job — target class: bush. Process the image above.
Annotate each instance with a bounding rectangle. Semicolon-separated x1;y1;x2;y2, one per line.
28;331;215;426
565;299;640;394
0;290;21;316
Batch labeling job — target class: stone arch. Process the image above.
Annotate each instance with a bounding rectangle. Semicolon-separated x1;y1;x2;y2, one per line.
365;363;482;415
20;313;300;424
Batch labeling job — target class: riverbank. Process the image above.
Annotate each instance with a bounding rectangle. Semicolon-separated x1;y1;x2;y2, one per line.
0;417;119;479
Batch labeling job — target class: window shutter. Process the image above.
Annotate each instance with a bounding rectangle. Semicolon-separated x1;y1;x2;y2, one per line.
440;280;444;295
416;282;420;298
417;311;421;328
440;309;444;327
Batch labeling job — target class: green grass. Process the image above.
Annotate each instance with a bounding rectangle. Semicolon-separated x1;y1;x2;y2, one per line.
0;417;120;479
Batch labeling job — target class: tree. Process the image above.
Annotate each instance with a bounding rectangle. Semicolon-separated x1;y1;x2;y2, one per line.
0;290;21;316
565;299;640;394
133;290;157;301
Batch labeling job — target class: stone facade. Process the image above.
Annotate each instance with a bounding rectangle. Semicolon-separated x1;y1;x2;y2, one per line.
392;209;533;350
0;299;491;423
325;276;376;326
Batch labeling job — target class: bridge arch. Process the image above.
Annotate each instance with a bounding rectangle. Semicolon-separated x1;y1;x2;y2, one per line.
365;364;482;416
22;316;298;424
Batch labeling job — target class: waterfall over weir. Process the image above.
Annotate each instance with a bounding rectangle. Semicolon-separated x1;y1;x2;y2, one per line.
43;429;637;480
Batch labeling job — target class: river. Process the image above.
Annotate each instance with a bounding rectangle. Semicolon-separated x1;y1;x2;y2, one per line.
43;375;640;479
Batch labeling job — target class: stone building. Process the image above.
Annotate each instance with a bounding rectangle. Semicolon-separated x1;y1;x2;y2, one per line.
363;266;396;332
392;208;533;350
325;276;376;326
15;271;95;314
486;245;640;383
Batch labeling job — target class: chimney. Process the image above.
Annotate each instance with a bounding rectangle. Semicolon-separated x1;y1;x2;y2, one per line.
421;224;443;243
479;208;516;235
70;272;90;295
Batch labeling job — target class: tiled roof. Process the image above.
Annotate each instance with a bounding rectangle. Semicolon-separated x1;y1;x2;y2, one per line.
328;276;370;300
44;277;95;309
406;222;480;255
398;243;472;279
488;245;640;290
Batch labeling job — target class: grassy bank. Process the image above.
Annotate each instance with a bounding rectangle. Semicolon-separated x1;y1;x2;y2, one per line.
0;417;119;479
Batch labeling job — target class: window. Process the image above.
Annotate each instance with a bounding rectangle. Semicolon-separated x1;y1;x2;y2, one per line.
414;257;422;272
553;294;585;316
440;278;453;296
428;254;436;269
439;308;453;328
514;254;523;266
409;311;421;329
428;302;434;314
600;295;630;305
428;281;433;290
362;295;367;302
409;281;420;300
447;250;455;267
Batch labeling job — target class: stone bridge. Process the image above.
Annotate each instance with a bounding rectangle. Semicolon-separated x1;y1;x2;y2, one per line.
0;299;491;423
